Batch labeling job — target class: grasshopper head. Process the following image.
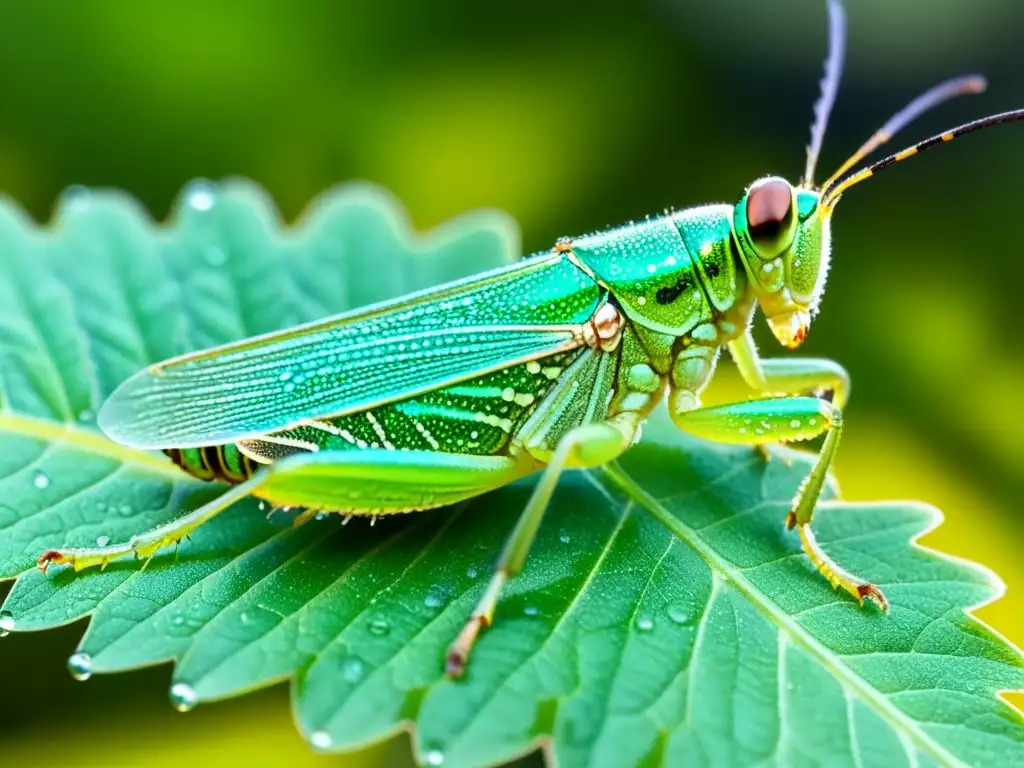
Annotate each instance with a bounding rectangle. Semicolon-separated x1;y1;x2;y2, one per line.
731;1;1024;346
732;177;831;349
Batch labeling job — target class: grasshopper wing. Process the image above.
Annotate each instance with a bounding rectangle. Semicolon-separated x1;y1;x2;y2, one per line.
98;254;599;449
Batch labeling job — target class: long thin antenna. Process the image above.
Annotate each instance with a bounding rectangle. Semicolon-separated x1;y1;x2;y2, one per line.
802;0;847;186
822;108;1024;207
819;74;987;192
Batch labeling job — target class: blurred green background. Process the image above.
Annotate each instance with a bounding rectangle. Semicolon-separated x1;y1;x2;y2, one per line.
1;1;1021;765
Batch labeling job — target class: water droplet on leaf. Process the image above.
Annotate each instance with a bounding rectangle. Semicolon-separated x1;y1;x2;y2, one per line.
466;566;478;579
523;605;539;617
95;535;110;547
667;604;695;626
186;181;216;212
424;748;445;766
0;610;15;637
67;652;92;681
33;470;50;489
341;656;364;683
559;532;571;544
203;246;227;266
62;185;91;212
169;682;198;712
635;614;654;632
369;618;390;636
424;592;444;610
310;731;332;751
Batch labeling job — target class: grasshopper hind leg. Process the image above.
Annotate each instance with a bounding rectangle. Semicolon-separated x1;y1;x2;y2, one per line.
38;449;526;575
37;478;262;573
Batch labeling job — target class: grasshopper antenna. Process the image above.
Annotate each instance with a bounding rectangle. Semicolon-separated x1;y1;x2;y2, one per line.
802;0;846;187
819;74;988;192
823;108;1024;208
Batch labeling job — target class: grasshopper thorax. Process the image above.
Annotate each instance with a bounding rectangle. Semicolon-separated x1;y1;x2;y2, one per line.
732;176;830;349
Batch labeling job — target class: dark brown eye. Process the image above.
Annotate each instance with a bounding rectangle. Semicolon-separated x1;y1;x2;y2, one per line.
746;179;793;241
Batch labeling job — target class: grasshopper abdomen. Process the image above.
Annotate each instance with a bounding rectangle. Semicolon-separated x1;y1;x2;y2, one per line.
163;445;258;485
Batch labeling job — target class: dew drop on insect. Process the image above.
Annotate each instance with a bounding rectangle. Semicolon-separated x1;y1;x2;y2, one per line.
186;181;216;212
559;533;571;544
314;513;326;521
368;618;390;637
172;614;185;627
239;612;251;625
78;409;94;423
424;592;443;610
311;731;333;751
466;566;478;580
67;651;93;681
118;504;133;516
33;470;50;490
95;535;110;547
523;606;539;617
635;614;654;632
258;500;267;512
667;604;694;626
341;656;364;683
0;610;15;637
424;748;445;766
169;682;198;712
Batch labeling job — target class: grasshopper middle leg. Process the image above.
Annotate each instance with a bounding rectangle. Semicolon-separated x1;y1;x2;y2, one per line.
446;412;641;677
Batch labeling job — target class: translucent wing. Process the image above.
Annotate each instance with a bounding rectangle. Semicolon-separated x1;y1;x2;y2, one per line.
98;254;600;449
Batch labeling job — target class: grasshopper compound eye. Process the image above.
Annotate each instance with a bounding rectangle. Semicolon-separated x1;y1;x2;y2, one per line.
736;176;799;265
746;177;794;243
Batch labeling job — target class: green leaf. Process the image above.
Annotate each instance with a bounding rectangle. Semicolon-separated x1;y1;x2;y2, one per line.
1;180;1022;768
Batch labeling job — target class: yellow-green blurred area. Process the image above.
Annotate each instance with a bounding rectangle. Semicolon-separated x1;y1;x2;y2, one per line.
1;0;1021;765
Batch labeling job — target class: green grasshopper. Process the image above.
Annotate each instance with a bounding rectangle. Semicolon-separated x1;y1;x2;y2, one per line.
38;0;1024;677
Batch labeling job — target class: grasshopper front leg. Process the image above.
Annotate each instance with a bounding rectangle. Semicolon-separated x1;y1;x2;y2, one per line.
728;330;851;408
670;332;886;611
672;393;886;610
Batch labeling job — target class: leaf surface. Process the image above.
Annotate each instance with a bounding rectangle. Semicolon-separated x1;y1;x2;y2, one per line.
0;181;1021;768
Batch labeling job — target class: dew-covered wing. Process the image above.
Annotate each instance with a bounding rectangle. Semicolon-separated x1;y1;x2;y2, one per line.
98;254;600;449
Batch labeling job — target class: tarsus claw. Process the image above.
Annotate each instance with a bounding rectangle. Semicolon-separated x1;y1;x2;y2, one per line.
37;550;66;574
445;615;488;679
857;583;889;612
445;650;467;678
